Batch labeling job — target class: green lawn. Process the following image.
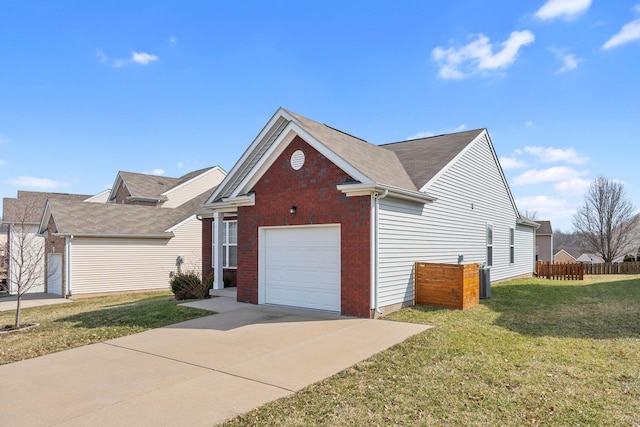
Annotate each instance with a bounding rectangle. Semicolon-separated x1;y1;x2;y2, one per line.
0;291;211;364
222;275;640;426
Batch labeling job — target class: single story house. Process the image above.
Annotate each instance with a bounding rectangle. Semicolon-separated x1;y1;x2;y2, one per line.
199;108;537;318
2;191;93;294
535;220;553;262
553;249;576;263
38;167;226;296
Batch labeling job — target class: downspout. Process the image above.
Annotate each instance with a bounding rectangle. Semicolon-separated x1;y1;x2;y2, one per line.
65;236;73;298
372;189;389;316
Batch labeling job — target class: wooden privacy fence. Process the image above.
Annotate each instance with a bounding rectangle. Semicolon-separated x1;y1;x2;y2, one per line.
535;261;584;280
583;261;640;275
414;262;479;310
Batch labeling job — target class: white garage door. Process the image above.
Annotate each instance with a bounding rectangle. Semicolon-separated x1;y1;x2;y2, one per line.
262;225;340;312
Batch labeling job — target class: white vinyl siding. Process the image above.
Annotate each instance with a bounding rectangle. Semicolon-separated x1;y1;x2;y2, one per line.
161;167;226;208
69;217;202;295
377;133;535;308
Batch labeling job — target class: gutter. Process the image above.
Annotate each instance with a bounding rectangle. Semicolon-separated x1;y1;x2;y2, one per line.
65;236;72;297
337;182;436;204
53;232;174;239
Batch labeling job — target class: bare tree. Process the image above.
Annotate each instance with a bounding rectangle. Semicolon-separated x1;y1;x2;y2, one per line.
1;198;50;328
572;176;638;263
523;210;539;221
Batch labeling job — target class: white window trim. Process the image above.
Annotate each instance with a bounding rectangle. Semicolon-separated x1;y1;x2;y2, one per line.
212;220;238;269
486;223;493;267
509;228;515;264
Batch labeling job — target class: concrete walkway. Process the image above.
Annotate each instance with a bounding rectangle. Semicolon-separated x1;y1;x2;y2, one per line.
0;296;429;426
0;292;72;312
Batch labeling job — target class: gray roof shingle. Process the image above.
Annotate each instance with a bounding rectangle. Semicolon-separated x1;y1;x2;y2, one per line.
536;220;553;235
3;191;92;224
47;187;216;236
286;110;418;191
118;167;216;201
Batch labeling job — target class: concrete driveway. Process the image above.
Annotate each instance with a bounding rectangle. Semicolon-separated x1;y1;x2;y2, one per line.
0;297;429;426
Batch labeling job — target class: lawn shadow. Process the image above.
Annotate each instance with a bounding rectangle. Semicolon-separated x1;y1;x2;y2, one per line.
484;278;640;340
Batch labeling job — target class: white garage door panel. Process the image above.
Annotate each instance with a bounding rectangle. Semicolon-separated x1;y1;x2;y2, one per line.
263;226;340;312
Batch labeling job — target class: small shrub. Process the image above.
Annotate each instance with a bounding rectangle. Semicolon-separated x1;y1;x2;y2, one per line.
623;255;637;262
170;271;209;300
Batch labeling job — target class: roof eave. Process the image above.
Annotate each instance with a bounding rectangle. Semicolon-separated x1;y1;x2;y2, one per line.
337;183;436;204
199;193;256;214
52;232;175;239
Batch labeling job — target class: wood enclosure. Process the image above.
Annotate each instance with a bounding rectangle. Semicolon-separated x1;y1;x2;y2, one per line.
414;262;479;310
535;261;584;280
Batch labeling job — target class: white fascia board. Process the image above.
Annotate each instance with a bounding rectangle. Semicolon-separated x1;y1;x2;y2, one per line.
230;122;373;199
108;173;124;202
337;183;436;204
517;217;540;228
161;166;226;197
37;201;53;235
204;193;256;213
204;109;291;205
53;232;174;239
484;131;522;218
165;215;196;233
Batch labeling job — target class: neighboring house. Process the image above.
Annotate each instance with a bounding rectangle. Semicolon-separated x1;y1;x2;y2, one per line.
535;220;553;262
199;108;537;318
553;249;576;263
38;167;226;297
576;253;604;264
2;191;93;294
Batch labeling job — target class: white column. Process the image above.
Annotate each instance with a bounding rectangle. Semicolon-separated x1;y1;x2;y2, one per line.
212;211;225;290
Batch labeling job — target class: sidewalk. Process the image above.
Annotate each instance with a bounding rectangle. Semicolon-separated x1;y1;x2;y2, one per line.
0;292;72;312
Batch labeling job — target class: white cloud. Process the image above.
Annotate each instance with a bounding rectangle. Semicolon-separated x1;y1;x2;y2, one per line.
7;176;66;189
550;48;584;72
500;157;527;169
97;49;159;67
535;0;592;21
170;36;177;46
145;168;165;176
432;31;534;79
515;195;576;226
525;121;535;128
132;51;158;65
0;159;5;166
514;166;589;185
177;162;184;168
523;146;589;164
554;177;592;194
602;17;640;50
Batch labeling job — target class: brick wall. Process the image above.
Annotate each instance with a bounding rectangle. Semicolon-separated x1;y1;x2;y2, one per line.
237;136;372;317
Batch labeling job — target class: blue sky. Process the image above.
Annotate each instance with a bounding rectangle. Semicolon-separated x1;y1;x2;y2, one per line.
1;0;638;231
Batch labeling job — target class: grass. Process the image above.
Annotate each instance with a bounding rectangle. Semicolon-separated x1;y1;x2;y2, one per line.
0;291;211;364
222;275;640;426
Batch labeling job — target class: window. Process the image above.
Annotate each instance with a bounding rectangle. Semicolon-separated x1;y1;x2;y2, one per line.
212;220;237;269
486;224;493;266
509;228;515;264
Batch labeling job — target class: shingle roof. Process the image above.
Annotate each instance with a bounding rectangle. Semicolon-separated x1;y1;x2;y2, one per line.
286;110;417;191
536;220;553;235
3;191;92;224
118;167;216;201
47;187;215;236
381;129;485;190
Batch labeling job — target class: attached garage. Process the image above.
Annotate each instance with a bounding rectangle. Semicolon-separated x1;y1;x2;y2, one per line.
259;225;341;312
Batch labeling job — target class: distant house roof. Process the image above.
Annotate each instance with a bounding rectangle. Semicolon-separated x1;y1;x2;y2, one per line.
2;191;92;225
111;167;216;203
554;249;576;262
536;220;553;235
42;188;214;237
576;253;603;263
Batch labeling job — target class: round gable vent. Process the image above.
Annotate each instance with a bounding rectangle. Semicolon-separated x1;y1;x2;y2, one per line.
290;150;305;170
